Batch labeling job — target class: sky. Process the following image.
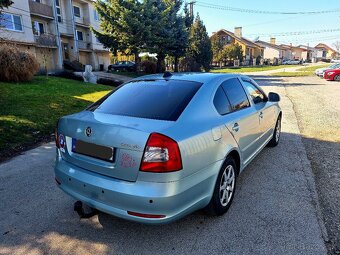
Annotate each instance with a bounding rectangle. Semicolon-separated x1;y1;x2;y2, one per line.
192;0;340;48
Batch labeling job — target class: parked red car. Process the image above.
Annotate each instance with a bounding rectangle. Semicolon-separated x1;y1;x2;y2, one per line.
324;69;340;81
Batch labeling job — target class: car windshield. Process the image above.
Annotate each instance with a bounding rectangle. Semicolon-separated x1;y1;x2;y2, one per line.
88;79;202;121
330;63;340;68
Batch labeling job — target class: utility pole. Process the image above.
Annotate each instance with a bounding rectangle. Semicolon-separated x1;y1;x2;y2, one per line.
188;1;196;17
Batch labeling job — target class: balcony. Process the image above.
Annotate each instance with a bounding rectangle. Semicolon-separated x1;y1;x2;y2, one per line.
34;34;57;47
28;0;54;19
78;41;92;51
75;17;90;27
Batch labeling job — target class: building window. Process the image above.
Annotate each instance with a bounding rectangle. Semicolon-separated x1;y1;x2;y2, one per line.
55;0;62;23
34;0;41;2
73;6;81;18
32;21;45;35
94;10;100;21
76;30;84;41
0;13;23;31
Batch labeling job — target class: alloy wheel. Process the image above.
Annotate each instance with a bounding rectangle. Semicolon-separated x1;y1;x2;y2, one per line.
219;165;235;207
275;119;281;142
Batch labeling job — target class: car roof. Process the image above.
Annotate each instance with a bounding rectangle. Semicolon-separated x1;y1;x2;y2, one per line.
132;72;242;84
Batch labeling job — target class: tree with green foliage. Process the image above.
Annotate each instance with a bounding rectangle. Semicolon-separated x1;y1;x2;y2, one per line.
143;0;187;72
94;0;188;73
0;0;12;12
93;0;148;71
226;43;243;62
219;45;230;66
186;14;212;71
210;34;224;65
183;3;193;30
168;8;188;72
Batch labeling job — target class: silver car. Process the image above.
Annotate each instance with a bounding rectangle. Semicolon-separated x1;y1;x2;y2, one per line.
54;73;282;224
315;63;340;77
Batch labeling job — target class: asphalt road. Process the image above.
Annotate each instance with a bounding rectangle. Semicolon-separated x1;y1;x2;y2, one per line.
0;78;328;255
275;76;340;254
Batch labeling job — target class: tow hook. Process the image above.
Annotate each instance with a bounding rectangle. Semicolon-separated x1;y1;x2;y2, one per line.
74;201;98;219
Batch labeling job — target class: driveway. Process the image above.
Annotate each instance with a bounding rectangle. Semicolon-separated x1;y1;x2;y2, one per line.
0;78;327;255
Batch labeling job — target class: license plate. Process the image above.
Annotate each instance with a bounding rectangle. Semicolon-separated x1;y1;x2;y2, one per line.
72;138;114;162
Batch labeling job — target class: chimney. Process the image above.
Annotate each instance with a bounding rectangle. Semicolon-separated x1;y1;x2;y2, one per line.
270;38;276;45
234;27;242;38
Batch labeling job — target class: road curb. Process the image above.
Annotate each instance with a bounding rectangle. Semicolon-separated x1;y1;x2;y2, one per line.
284;86;329;244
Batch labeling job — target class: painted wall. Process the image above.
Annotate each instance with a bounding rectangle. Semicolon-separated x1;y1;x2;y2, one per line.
1;1;34;43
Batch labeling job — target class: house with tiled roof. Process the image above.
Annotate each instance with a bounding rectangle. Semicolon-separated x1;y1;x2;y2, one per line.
255;38;288;61
314;43;338;59
298;45;322;62
279;44;308;61
211;27;264;65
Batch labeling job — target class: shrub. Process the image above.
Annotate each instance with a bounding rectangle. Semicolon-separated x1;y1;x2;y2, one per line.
141;60;157;74
179;56;201;72
0;45;39;82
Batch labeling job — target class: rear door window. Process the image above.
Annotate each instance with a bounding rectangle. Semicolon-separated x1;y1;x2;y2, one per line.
89;79;202;121
221;78;250;111
213;86;231;115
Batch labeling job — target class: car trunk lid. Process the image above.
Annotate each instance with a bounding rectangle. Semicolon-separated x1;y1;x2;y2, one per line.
58;111;174;182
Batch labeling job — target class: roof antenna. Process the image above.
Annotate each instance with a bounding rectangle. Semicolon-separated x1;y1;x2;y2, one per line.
163;72;172;78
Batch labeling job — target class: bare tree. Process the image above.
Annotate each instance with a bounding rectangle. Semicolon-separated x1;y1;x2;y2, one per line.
333;41;340;57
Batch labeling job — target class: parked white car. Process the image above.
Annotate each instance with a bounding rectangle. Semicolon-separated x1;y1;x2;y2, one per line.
283;60;301;65
331;58;340;63
315;63;340;77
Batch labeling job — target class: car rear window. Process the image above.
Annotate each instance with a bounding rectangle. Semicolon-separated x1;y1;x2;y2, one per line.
89;79;202;121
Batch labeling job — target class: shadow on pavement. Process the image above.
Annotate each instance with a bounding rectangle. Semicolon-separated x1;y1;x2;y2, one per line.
250;75;327;87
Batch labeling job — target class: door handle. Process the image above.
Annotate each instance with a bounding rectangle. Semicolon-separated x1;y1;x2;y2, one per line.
232;123;239;132
259;112;264;118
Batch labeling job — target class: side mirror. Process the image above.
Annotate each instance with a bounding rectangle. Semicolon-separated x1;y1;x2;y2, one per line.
268;92;280;102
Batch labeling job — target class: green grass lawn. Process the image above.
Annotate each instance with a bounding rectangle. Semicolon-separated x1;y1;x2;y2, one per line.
271;64;331;77
296;64;330;72
0;76;112;161
210;65;299;73
270;72;313;77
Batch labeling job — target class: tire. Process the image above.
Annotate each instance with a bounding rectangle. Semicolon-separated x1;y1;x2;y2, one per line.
267;115;281;147
334;75;340;81
206;156;237;216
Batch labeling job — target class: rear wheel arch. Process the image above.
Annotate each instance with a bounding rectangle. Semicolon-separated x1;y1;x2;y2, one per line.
206;150;239;215
226;150;241;176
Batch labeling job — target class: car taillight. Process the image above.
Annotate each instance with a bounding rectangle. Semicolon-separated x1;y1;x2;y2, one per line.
140;133;182;173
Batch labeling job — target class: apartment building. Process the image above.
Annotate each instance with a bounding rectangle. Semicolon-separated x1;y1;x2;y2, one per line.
0;0;110;72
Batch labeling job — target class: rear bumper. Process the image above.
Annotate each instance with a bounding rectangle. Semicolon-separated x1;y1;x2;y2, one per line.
54;157;220;224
